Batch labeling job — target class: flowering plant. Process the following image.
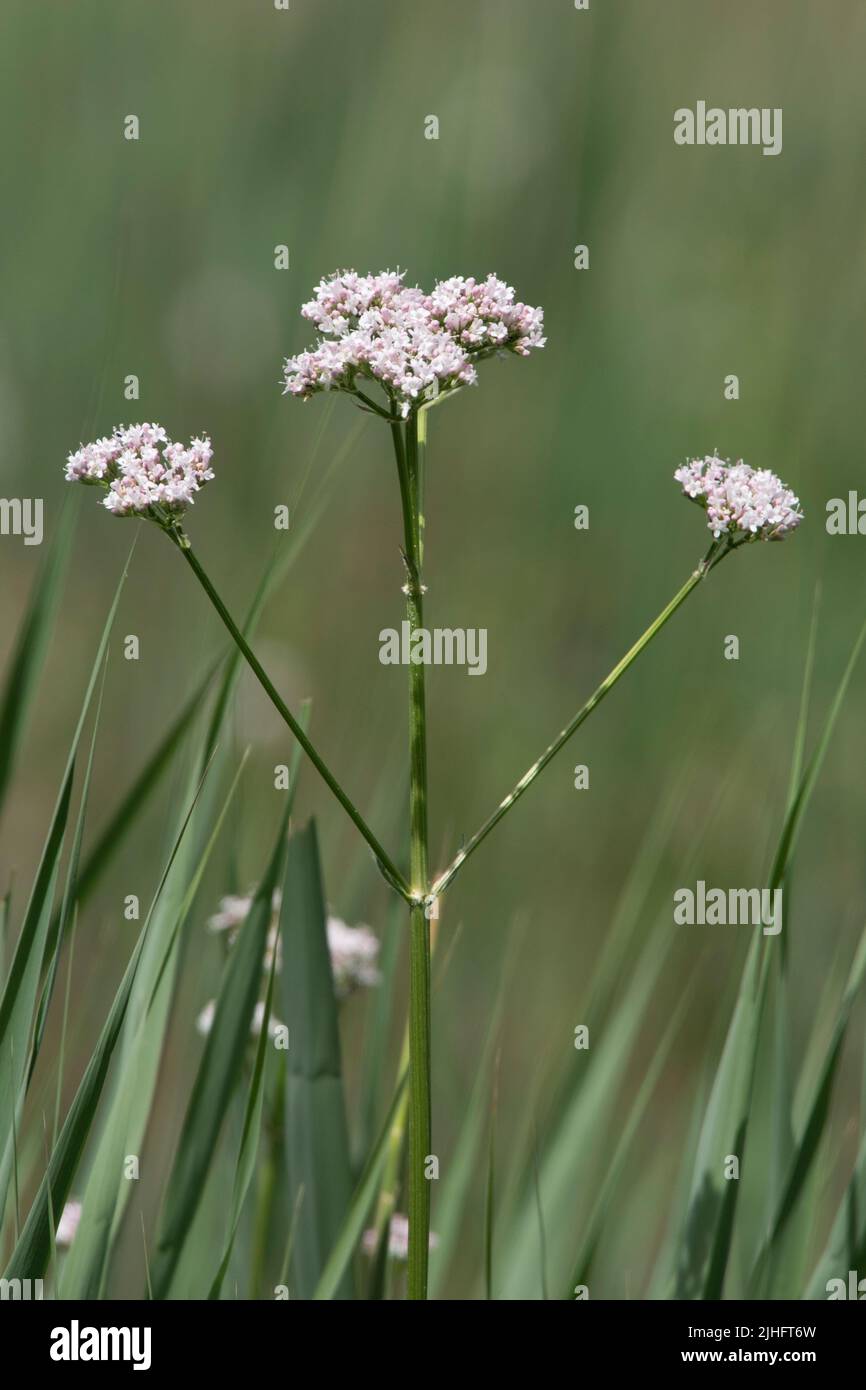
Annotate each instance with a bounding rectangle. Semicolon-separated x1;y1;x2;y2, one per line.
63;269;801;1298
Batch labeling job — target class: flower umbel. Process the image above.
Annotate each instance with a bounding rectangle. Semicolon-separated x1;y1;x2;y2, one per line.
207;889;381;998
282;269;545;418
65;422;214;518
675;455;803;542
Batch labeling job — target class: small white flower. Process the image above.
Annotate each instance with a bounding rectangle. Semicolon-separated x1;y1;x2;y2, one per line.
326;915;381;997
196;1000;217;1036
207;890;380;997
196;998;285;1041
361;1213;439;1261
56;1199;82;1249
674;455;802;541
64;423;213;518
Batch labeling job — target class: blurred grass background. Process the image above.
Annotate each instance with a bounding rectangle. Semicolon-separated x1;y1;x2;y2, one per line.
2;0;866;1296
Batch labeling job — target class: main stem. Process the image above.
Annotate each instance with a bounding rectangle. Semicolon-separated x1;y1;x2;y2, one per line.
394;410;432;1300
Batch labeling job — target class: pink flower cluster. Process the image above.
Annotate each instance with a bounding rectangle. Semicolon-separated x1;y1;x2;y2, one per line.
674;455;802;541
208;889;381;998
65;423;214;517
283;269;545;417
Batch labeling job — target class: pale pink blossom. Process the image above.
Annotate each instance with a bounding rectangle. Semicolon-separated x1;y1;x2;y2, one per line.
207;890;380;998
56;1199;82;1249
283;269;545;418
64;423;213;518
196;998;285;1041
674;455;802;541
362;1213;439;1261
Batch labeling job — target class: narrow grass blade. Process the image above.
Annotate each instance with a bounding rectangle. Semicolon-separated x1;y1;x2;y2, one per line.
428;922;518;1296
749;923;866;1295
804;1117;866;1298
484;1055;499;1301
0;885;11;995
59;752;248;1298
566;989;691;1297
675;615;866;1299
147;792;292;1299
767;615;866;896
67;655;220;917
0;504;74;814
3;757;207;1280
0;547;131;1215
208;951;279;1299
29;655;108;1079
313;1066;408;1301
498;919;676;1299
281;820;355;1299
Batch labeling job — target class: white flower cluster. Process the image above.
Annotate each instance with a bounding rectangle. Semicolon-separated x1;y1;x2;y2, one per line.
325;914;382;996
207;890;381;999
283;269;545;417
361;1213;440;1261
196;998;284;1042
65;423;214;517
674;455;803;541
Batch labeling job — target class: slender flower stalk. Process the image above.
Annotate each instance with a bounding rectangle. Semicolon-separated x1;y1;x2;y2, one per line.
62;421;411;900
429;548;715;900
428;452;803;901
369;889;442;1288
393;409;432;1299
171;534;411;900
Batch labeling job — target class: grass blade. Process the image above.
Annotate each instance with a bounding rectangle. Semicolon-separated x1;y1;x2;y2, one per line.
148;792;292;1299
0;545;132;1217
313;1067;408;1301
280;820;355;1299
3;754;208;1280
0;504;74;815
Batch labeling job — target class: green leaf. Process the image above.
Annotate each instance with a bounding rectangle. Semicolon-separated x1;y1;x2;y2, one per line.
61;571;311;1299
281;820;355;1299
428;922;518;1297
59;751;248;1298
673;936;768;1299
750;923;866;1295
66;654;220;920
804;1104;866;1298
0;503;74;815
3;756;208;1280
208;950;279;1299
148;790;292;1299
675;613;866;1300
0;545;130;1218
29;657;109;1083
313;1067;408;1301
566;989;691;1297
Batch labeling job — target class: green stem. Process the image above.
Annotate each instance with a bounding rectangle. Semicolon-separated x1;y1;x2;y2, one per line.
393;412;432;1300
429;543;728;901
172;534;412;902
